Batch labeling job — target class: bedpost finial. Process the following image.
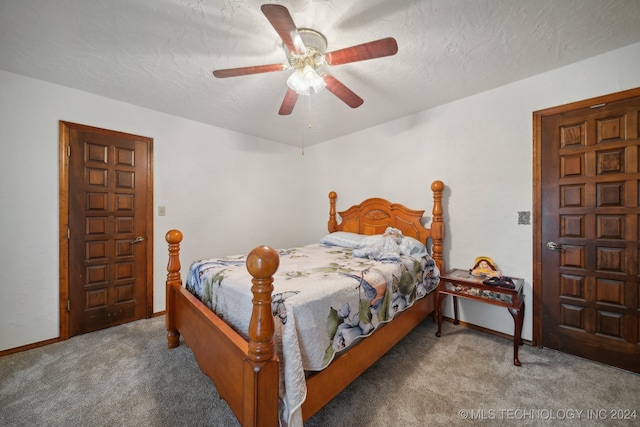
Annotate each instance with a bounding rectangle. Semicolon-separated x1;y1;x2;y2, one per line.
166;229;183;244
431;180;444;192
328;191;338;232
246;246;280;279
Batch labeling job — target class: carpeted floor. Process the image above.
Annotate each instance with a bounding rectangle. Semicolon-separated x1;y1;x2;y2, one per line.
1;316;638;426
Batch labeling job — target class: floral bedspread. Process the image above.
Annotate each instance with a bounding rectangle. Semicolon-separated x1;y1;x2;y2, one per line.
185;242;439;427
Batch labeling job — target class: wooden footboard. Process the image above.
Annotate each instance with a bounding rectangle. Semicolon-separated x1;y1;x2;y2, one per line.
166;231;279;426
165;181;445;426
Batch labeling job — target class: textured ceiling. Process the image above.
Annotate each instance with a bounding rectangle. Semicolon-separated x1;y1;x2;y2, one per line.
1;0;640;147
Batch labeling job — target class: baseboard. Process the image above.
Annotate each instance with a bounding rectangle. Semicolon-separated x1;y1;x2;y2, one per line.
0;337;61;357
442;316;533;346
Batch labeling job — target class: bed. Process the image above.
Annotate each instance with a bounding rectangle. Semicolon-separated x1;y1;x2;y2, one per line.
165;180;445;426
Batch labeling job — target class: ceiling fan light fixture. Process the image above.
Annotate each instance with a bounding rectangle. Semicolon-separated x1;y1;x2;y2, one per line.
287;65;325;95
303;65;326;93
283;28;328;96
286;70;310;95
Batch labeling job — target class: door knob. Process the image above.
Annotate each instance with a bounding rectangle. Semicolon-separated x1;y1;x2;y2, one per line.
130;236;145;245
545;241;564;251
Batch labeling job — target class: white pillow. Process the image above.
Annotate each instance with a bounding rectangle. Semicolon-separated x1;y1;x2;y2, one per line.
320;232;367;248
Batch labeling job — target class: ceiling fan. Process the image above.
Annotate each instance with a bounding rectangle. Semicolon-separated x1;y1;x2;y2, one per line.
212;4;398;115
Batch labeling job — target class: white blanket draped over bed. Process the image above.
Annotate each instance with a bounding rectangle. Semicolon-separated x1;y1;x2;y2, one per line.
185;241;439;426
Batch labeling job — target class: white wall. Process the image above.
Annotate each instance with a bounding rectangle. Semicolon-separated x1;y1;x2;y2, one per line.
302;42;640;341
2;41;639;351
0;70;307;351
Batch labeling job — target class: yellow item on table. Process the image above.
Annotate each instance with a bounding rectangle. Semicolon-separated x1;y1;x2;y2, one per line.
470;256;501;277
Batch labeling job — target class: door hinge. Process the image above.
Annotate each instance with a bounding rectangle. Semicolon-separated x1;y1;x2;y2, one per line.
67;228;70;239
67;300;70;312
590;103;606;109
67;145;70;157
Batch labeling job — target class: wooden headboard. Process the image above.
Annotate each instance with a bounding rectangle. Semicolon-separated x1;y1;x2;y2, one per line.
327;180;445;272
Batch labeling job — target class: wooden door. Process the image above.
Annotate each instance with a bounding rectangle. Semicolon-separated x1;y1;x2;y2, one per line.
534;89;640;373
59;122;153;338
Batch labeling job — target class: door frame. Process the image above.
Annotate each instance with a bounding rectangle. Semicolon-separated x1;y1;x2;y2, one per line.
59;121;154;340
532;87;640;346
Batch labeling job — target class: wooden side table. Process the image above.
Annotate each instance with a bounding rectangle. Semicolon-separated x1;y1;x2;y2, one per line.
436;268;525;366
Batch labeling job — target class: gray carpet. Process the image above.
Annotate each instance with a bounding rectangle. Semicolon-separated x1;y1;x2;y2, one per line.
1;316;638;426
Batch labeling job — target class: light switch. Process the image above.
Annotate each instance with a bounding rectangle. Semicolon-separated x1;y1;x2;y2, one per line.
518;211;530;225
158;206;166;216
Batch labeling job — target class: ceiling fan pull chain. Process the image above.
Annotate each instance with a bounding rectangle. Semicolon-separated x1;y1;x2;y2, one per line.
302;94;313;155
307;93;312;129
300;97;306;155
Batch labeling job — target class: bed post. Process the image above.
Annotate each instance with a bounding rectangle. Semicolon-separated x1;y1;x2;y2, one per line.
165;229;183;349
244;246;280;426
328;191;338;232
430;181;445;273
245;246;279;362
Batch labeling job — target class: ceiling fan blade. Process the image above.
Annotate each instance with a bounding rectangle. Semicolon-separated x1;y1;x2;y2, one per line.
261;4;306;55
279;88;298;115
322;73;364;109
212;64;286;78
325;37;398;65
